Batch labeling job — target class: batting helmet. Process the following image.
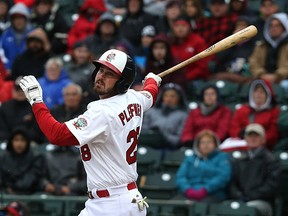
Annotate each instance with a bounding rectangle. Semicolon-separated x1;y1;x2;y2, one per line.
92;49;136;94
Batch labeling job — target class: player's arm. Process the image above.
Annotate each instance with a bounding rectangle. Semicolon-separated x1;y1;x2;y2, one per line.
19;76;79;146
142;72;161;105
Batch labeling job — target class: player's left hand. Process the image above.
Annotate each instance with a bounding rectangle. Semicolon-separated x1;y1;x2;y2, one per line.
19;75;43;106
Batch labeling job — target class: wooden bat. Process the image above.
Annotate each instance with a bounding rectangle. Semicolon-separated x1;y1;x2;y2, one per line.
158;25;258;78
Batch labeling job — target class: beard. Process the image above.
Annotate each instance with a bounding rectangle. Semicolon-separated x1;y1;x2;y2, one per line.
93;80;117;98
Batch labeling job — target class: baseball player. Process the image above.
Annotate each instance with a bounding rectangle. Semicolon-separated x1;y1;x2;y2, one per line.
19;49;162;216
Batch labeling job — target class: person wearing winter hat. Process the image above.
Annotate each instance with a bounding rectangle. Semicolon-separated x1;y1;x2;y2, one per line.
0;3;33;72
228;122;281;216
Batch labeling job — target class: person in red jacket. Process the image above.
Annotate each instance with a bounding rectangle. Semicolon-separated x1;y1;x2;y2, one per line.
0;60;13;104
66;0;106;53
169;15;210;89
229;79;280;150
181;84;232;146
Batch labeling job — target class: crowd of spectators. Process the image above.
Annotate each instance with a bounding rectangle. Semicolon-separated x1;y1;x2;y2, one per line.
0;0;288;215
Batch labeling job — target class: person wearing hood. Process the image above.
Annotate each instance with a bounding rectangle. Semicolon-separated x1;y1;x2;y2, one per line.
66;0;106;53
144;33;186;88
176;129;232;202
140;82;188;150
10;27;52;80
181;84;232;146
0;127;44;195
119;0;157;49
229;79;280;150
30;0;70;55
0;2;33;73
84;11;124;59
249;12;288;86
37;56;72;109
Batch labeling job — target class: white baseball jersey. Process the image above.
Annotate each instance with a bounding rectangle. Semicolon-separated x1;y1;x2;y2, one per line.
65;89;153;191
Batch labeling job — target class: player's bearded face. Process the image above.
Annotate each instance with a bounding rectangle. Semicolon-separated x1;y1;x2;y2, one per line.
94;66;121;98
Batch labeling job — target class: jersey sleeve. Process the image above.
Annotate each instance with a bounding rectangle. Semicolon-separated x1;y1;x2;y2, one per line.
65;104;108;145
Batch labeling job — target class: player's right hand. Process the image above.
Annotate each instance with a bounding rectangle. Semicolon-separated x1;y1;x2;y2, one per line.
143;72;162;87
19;75;43;106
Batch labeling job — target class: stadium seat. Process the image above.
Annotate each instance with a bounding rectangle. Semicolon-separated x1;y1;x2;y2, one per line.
208;200;258;216
160;147;193;172
187;79;240;104
137;145;163;176
139;172;178;199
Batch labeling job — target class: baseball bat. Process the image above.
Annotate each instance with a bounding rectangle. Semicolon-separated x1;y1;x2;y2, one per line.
157;25;258;78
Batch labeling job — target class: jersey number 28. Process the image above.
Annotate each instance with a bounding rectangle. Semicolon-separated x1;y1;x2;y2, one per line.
80;126;140;164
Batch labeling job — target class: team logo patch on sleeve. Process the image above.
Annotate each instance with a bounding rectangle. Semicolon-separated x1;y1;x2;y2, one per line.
72;118;88;130
140;91;151;99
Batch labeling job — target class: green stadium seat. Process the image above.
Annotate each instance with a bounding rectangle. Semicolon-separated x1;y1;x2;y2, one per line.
160;148;193;172
139;172;178;200
137;145;163;176
208;200;258;216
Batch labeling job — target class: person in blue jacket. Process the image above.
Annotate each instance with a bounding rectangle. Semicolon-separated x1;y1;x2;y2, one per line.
38;57;72;109
0;3;33;73
176;129;232;202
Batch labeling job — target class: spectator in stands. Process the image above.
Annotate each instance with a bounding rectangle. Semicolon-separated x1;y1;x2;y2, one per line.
0;3;33;73
229;0;257;18
0;127;44;195
196;0;238;47
40;146;86;195
0;0;9;36
63;40;97;104
119;0;157;48
134;25;156;73
66;0;106;53
53;0;84;27
40;85;87;195
181;0;204;31
181;84;232;146
0;74;14;105
144;33;186;87
169;15;210;89
228;123;281;216
249;13;288;90
38;57;72;109
30;0;70;54
84;11;123;59
11;27;52;80
50;84;87;123
209;15;256;84
176;129;231;202
0;77;44;143
140;83;188;150
229;79;280;150
0;201;30;216
155;0;182;35
0;60;14;104
254;0;279;41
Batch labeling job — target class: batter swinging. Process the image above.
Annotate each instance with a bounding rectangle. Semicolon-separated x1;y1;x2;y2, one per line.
19;49;162;216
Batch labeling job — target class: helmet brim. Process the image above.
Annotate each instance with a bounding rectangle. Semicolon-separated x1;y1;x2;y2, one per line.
93;60;122;77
